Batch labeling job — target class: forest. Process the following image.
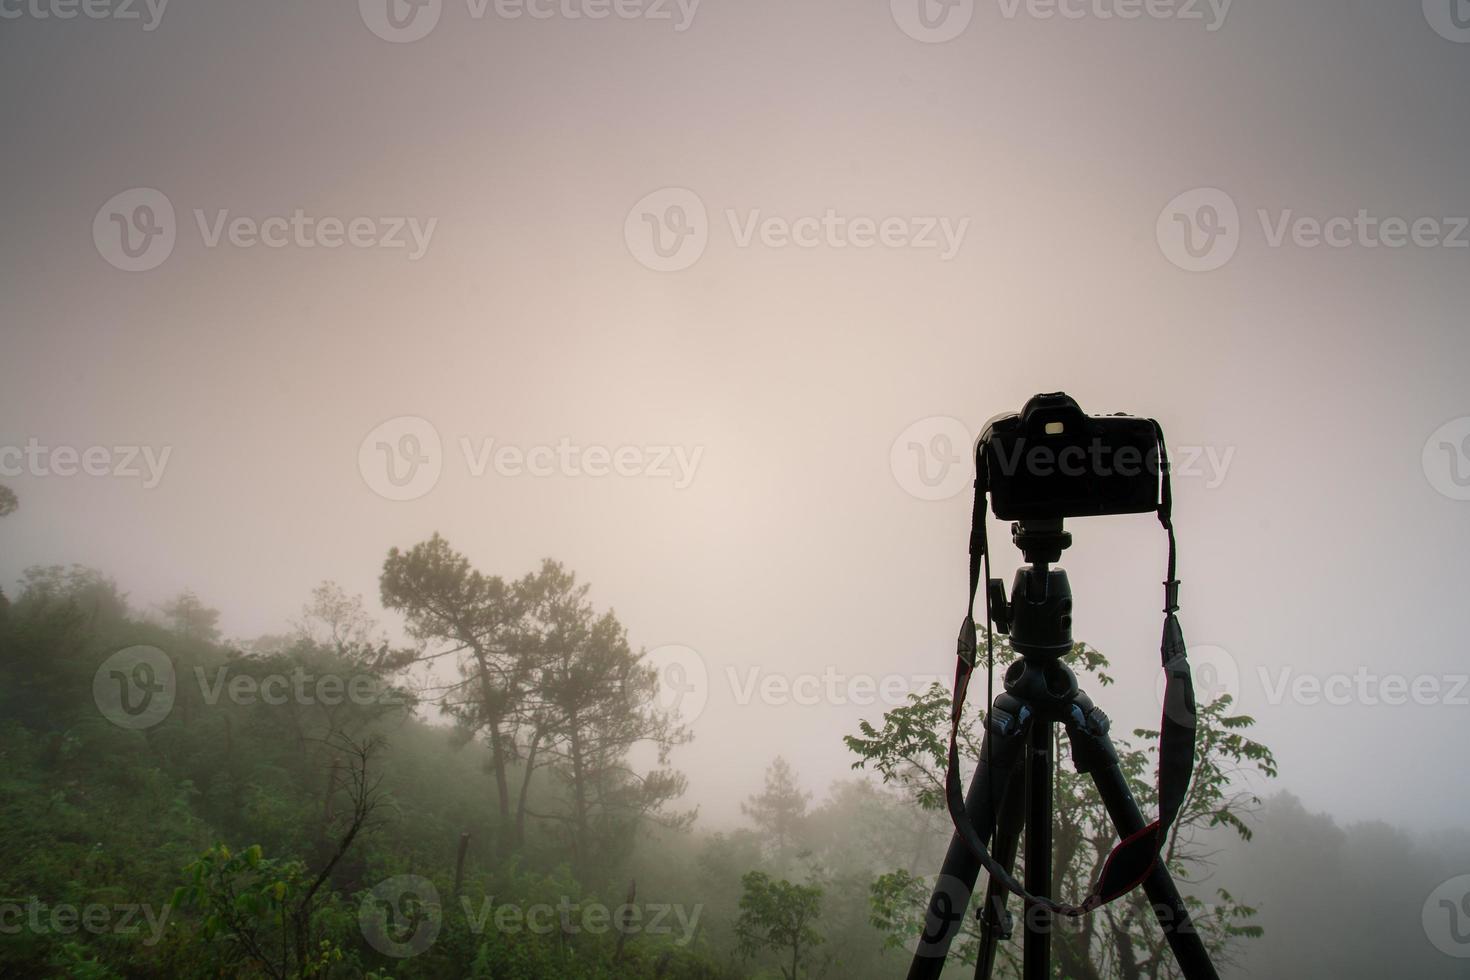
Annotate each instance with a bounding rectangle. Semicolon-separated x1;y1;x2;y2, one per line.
0;492;1464;977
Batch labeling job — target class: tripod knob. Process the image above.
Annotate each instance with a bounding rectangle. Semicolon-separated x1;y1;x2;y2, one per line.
987;579;1011;634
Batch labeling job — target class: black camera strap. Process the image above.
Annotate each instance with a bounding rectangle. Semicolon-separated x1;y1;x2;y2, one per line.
945;420;1198;916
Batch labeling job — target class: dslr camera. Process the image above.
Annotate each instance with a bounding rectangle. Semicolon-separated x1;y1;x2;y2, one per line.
978;392;1162;521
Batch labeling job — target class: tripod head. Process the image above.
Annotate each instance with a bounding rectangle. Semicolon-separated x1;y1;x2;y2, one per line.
985;518;1075;668
1011;518;1072;567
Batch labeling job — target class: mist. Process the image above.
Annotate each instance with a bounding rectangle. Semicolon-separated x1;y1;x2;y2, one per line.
3;0;1470;976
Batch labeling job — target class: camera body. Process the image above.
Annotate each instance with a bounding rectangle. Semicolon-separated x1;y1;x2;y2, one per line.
978;392;1161;521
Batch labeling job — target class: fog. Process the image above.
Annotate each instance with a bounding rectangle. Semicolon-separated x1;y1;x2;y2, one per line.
3;0;1469;976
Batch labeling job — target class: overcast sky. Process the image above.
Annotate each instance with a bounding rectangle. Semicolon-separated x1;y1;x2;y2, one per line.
3;0;1469;833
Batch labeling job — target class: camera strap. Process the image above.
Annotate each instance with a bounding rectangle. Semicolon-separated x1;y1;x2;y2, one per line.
945;420;1198;916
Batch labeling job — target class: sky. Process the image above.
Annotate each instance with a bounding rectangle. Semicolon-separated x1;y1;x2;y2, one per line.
3;0;1470;834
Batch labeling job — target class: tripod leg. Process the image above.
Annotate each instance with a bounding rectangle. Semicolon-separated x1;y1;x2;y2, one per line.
1023;718;1053;980
974;762;1027;980
906;695;1028;980
1065;696;1221;980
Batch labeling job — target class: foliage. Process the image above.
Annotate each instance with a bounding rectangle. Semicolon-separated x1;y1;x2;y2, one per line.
734;871;824;980
0;559;735;979
846;637;1277;978
742;757;811;864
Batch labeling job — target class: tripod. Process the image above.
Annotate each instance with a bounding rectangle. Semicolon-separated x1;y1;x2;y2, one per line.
906;520;1219;980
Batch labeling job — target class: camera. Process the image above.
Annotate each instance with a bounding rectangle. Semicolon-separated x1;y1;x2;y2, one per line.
978;392;1162;521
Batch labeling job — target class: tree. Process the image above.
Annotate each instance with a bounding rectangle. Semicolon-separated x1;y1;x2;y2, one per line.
380;534;524;847
15;564;129;628
172;734;386;980
847;637;1276;978
161;590;222;643
743;757;812;862
735;871;825;980
516;560;693;871
0;486;13;616
293;581;385;661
